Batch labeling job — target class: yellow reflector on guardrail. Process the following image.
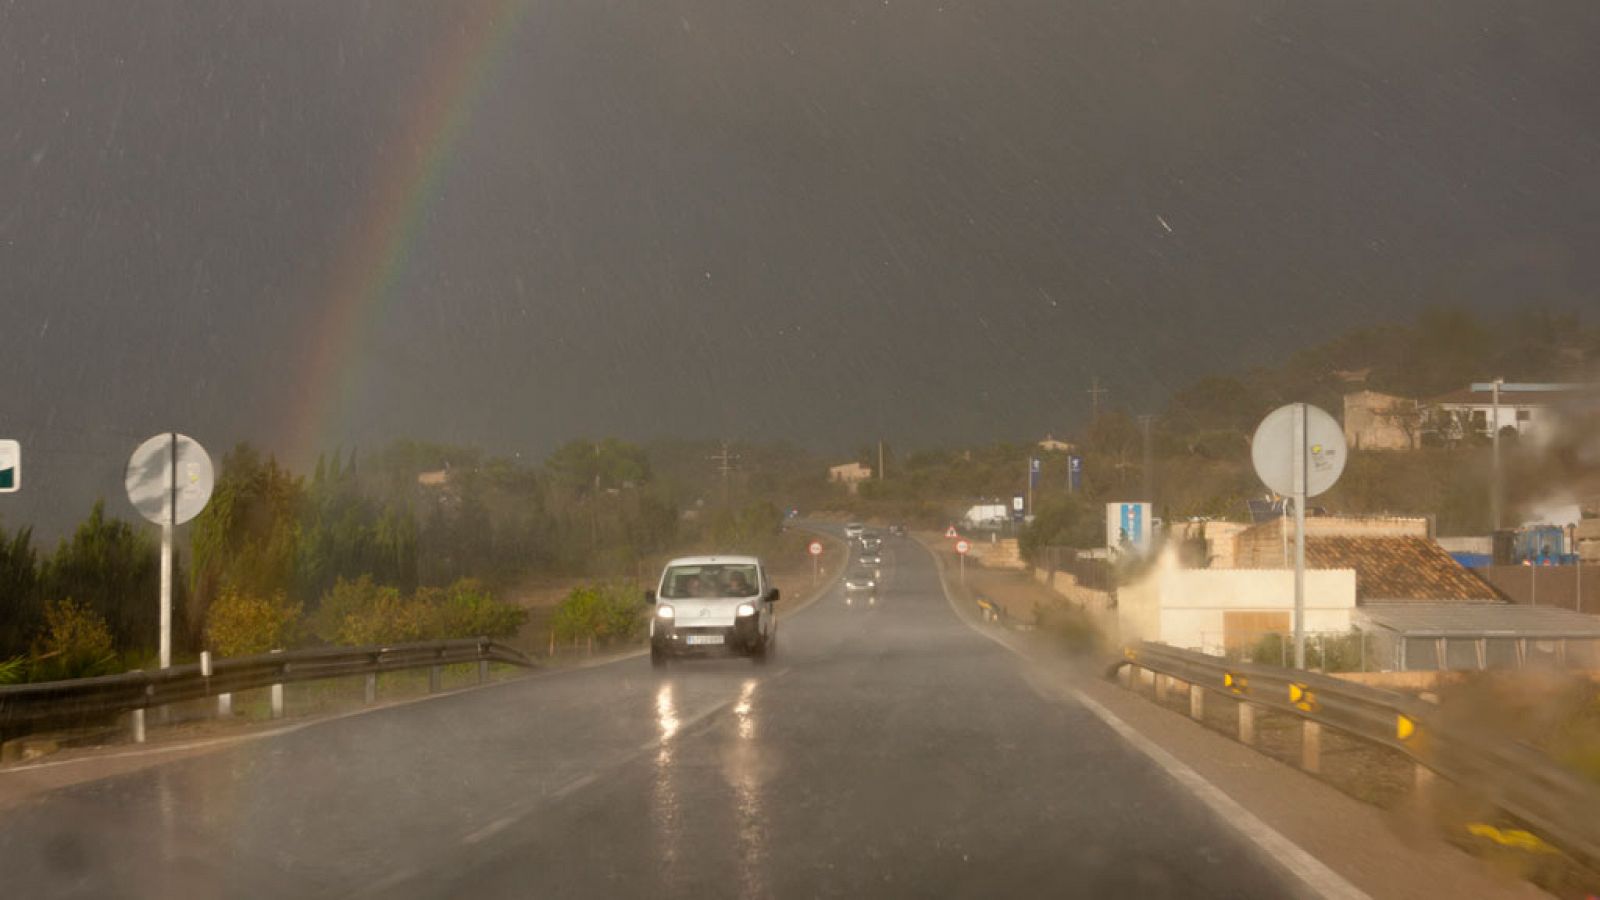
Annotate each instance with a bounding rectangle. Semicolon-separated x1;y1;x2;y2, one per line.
1396;714;1416;742
1223;672;1247;693
1465;824;1557;855
1288;683;1316;712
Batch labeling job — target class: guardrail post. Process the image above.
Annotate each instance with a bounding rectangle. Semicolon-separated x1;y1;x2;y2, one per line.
1189;684;1204;721
1238;702;1255;745
130;708;146;744
365;672;377;705
269;648;285;720
202;651;233;718
429;664;442;693
1301;720;1321;773
1139;667;1155;691
1155;673;1169;703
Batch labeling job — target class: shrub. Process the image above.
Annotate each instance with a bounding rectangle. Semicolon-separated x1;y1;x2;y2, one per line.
0;655;27;685
335;586;430;647
312;575;399;644
551;585;604;644
426;578;527;639
29;598;118;681
206;590;303;657
550;581;644;645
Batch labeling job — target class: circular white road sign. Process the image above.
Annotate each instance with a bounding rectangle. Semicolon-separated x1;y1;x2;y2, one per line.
1250;404;1347;498
125;433;215;525
955;539;971;555
808;540;824;556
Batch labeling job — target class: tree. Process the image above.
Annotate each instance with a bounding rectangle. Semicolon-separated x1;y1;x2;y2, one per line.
0;524;40;658
189;444;304;640
40;501;171;656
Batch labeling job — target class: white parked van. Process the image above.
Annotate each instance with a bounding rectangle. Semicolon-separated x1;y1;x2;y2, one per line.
647;555;778;667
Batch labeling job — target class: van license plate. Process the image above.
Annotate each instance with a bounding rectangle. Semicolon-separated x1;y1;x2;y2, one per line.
686;635;724;646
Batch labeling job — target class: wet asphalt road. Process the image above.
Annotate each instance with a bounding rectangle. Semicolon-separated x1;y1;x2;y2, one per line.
0;529;1295;898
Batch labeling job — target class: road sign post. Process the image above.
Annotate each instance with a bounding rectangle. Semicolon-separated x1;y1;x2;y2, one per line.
809;539;823;584
956;538;970;585
126;434;214;669
1251;404;1346;670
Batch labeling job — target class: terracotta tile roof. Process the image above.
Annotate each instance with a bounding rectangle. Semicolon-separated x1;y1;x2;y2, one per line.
1305;536;1499;603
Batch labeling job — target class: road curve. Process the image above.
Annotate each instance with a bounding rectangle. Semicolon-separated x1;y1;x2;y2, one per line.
0;527;1297;898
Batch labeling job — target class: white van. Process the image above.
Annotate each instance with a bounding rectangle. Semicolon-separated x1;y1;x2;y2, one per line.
647;555;778;667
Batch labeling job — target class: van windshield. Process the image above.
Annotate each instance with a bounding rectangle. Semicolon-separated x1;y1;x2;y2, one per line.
660;564;760;599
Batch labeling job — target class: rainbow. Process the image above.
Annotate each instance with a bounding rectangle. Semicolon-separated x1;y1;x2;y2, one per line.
284;0;528;464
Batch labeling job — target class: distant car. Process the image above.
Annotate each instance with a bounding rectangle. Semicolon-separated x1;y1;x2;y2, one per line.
857;553;881;567
844;522;865;539
888;524;906;536
860;535;882;552
647;555;778;667
843;567;878;606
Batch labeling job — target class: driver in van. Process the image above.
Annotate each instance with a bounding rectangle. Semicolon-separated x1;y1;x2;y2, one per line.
724;570;753;597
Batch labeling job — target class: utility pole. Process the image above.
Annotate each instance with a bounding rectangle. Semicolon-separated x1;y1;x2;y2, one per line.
1087;377;1108;422
1490;377;1503;533
709;441;739;507
878;440;885;481
591;442;601;549
1138;414;1155;503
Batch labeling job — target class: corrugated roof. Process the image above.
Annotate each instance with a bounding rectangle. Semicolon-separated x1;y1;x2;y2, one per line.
1305;536;1500;603
1359;603;1600;638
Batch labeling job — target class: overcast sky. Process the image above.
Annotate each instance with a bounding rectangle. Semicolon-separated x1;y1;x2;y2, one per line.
2;0;1598;533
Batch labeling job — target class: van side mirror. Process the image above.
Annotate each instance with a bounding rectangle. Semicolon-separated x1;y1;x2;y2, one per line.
644;589;656;604
766;588;780;603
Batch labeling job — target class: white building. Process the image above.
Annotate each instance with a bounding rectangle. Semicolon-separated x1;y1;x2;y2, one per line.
1427;382;1591;446
1117;548;1357;655
828;462;873;494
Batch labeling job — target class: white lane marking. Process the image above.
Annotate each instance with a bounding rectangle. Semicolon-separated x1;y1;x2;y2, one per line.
461;815;516;846
917;538;1370;900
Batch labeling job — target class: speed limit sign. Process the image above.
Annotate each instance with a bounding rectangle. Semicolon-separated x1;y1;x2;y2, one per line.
955;539;971;555
808;540;824;556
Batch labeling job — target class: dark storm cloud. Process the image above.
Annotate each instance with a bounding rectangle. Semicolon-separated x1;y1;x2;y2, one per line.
2;0;1598;533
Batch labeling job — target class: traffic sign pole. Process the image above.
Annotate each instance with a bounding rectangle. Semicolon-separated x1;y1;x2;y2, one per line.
126;432;214;671
160;433;175;670
1292;404;1307;670
1250;402;1344;672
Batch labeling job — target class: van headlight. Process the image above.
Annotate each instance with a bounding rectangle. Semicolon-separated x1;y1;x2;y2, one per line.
736;602;756;617
656;605;675;620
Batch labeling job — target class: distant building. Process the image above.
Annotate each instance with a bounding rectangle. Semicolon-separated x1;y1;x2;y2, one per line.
417;469;449;487
828;462;872;494
1342;390;1420;451
1426;382;1593;446
1037;434;1076;454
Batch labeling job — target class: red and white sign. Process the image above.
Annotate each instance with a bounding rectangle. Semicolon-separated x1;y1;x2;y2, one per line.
945;526;959;539
808;540;824;557
955;539;971;556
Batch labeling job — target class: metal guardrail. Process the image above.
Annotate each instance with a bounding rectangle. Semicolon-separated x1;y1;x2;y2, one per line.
0;638;534;740
1110;642;1600;869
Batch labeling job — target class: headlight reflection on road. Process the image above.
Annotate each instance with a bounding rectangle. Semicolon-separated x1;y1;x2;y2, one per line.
652;681;681;873
726;678;770;899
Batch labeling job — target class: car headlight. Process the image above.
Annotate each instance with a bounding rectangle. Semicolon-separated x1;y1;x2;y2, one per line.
657;605;675;620
736;602;756;617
